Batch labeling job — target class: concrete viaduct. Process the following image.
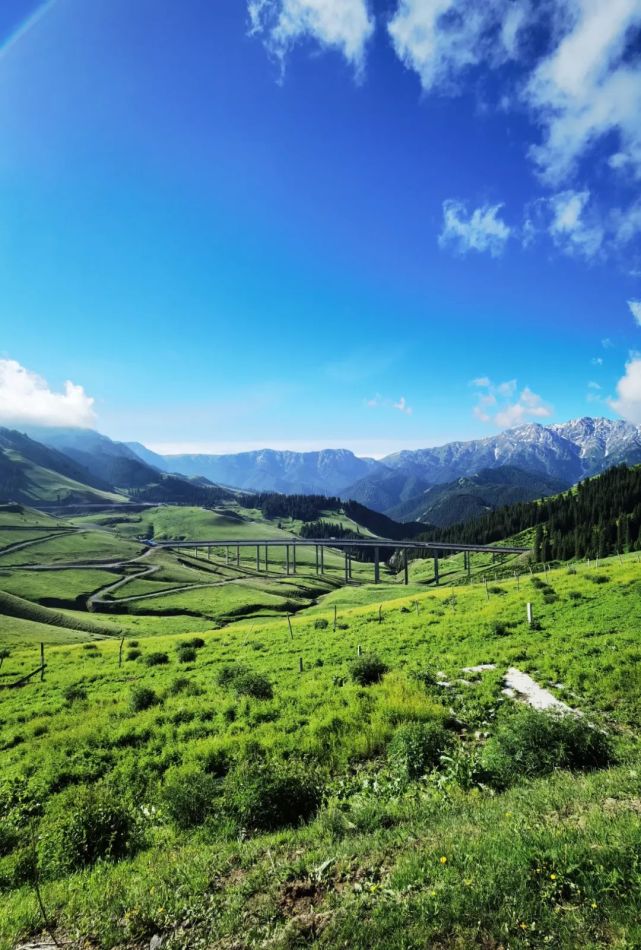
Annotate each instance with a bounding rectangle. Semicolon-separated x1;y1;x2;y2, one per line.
146;537;531;586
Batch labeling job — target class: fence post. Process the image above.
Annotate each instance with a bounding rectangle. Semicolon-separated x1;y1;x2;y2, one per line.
527;602;533;627
40;643;45;681
287;616;293;640
118;637;125;667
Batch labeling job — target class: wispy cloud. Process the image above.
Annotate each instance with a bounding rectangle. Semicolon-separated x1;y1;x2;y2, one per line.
628;300;641;327
365;393;413;415
0;358;96;427
439;200;511;257
248;0;374;74
471;376;553;428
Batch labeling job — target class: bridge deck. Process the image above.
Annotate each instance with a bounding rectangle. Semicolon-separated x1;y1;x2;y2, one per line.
147;538;530;555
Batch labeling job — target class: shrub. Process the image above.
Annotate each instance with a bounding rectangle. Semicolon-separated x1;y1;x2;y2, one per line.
488;586;506;595
168;676;203;696
177;647;197;663
184;637;205;649
126;648;141;661
0;821;18;858
161;766;219;829
314;618;329;630
490;620;510;637
481;707;614;790
130;686;160;712
62;683;87;704
349;654;388;686
144;651;169;667
217;664;273;699
589;574;610;585
128;640;139;648
223;759;323;831
388;721;453;780
233;671;273;700
217;663;249;688
37;785;142;877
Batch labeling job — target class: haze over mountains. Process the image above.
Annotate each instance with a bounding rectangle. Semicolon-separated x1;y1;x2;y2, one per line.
0;417;639;528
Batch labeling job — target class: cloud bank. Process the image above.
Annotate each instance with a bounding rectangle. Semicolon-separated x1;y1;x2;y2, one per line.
0;359;96;428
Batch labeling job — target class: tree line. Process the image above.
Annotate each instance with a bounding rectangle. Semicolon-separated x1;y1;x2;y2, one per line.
420;464;641;561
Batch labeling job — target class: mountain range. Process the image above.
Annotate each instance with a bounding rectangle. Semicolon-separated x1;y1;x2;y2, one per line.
129;417;641;518
2;417;640;525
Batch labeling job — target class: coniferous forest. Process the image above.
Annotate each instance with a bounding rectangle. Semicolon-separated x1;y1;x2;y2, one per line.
423;464;641;561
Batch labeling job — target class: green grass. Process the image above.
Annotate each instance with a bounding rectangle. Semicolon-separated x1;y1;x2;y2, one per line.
0;547;640;948
1;504;640;948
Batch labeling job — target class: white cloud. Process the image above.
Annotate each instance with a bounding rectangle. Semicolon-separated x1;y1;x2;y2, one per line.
0;359;95;428
365;393;413;415
608;357;641;423
526;0;641;184
248;0;374;71
393;396;413;415
591;356;604;366
628;299;641;327
588;381;601;390
388;0;641;187
524;189;604;259
439;200;511;257
472;377;553;428
388;0;526;93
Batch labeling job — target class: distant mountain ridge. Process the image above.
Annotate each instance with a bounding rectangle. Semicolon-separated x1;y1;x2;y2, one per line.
387;466;570;527
344;418;641;513
6;417;641;521
126;446;379;496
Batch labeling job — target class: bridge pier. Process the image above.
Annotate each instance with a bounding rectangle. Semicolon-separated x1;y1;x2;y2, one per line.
236;545;240;567
286;545;290;575
320;545;324;574
292;543;297;574
374;546;380;584
208;546;211;560
225;547;229;565
344;550;349;583
434;555;440;586
404;548;409;585
265;544;269;573
256;545;260;571
315;545;319;574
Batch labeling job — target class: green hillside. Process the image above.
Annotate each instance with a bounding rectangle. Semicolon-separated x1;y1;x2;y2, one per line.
1;550;640;949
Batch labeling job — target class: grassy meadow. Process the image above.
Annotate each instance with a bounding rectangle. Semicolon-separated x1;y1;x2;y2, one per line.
0;503;640;948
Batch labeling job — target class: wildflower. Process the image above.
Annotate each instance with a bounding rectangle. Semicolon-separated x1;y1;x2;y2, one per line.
520;922;528;930
591;902;597;909
464;879;472;886
550;873;557;880
440;856;447;864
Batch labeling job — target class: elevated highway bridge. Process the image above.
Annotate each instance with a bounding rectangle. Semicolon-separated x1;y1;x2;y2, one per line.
147;537;531;586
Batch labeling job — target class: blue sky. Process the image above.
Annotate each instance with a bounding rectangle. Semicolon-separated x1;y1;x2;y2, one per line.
0;0;641;457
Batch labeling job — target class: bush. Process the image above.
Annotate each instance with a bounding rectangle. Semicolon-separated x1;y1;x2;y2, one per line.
144;651;169;667
349;654;388;686
481;707;614;790
217;664;273;699
490;620;510;637
232;671;273;700
314;618;329;630
168;676;203;696
37;785;142;877
161;766;219;829
589;574;610;585
177;647;197;663
62;683;87;704
130;686;160;712
388;721;453;780
223;759;323;831
217;663;249;688
184;637;205;649
128;640;139;647
126;648;141;661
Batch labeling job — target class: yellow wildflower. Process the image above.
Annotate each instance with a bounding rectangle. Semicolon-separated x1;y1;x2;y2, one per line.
440;856;447;864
